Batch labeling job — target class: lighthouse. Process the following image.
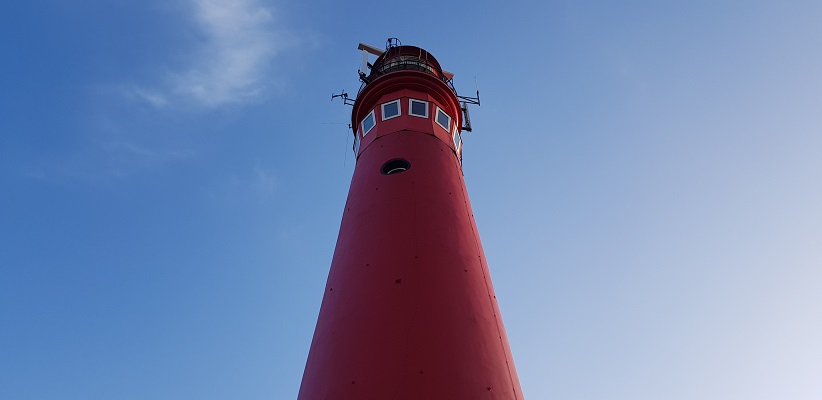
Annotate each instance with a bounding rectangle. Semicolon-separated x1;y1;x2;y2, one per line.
298;39;524;399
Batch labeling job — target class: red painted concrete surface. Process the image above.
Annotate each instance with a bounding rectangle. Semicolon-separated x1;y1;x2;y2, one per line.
298;46;523;400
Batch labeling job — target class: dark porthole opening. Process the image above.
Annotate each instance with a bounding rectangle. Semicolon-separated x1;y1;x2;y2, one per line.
381;159;411;175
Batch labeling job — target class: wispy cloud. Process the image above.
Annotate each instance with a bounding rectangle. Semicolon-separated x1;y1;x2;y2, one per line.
59;0;304;181
123;86;169;108
27;1;302;182
251;162;278;198
129;0;296;108
100;140;188;174
173;0;292;106
203;161;280;206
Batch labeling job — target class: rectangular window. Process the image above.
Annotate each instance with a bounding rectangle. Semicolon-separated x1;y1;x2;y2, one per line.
409;99;429;118
361;110;376;136
454;126;463;161
382;100;400;120
436;107;451;131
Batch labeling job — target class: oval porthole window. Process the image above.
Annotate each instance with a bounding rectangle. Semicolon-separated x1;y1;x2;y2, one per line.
381;159;411;175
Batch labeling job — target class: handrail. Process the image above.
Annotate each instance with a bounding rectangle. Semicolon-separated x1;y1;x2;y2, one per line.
359;55;457;96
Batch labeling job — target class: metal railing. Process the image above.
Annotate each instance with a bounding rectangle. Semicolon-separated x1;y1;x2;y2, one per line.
359;55;457;96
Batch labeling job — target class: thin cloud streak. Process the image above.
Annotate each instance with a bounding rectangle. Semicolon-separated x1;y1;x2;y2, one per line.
203;162;280;206
124;86;169;108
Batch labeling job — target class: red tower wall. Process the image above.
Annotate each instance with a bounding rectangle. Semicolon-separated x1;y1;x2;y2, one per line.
298;45;523;400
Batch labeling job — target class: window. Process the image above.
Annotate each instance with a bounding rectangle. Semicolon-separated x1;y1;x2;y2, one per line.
361;110;376;136
381;158;411;175
353;131;361;154
436;107;451;131
409;99;429;118
452;126;462;149
382;100;400;120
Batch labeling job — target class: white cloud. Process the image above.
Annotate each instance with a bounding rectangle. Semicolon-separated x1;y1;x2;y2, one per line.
78;0;300;180
128;0;295;108
172;0;291;106
124;86;169;108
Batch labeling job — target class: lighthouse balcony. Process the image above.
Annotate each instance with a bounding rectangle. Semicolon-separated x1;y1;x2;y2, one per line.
361;56;457;96
375;56;440;79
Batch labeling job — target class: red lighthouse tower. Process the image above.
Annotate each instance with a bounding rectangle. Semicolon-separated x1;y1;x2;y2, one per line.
298;39;524;399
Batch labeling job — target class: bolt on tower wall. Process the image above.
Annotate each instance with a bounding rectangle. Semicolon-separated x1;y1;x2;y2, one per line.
298;41;524;399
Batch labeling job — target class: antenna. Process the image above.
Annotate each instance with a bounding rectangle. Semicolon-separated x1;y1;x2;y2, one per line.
360;50;368;76
331;90;355;106
458;78;479;132
457;80;480;106
461;102;472;132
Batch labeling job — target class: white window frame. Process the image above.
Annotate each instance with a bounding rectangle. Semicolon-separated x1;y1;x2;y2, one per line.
361;110;376;136
381;99;401;121
435;106;451;131
409;99;429;118
453;126;463;161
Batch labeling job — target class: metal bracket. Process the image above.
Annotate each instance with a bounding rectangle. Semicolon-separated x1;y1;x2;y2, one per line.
461;102;472;132
457;89;480;106
331;91;355;106
459;89;480;132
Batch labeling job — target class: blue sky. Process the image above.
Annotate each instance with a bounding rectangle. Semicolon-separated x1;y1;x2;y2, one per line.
2;1;821;399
